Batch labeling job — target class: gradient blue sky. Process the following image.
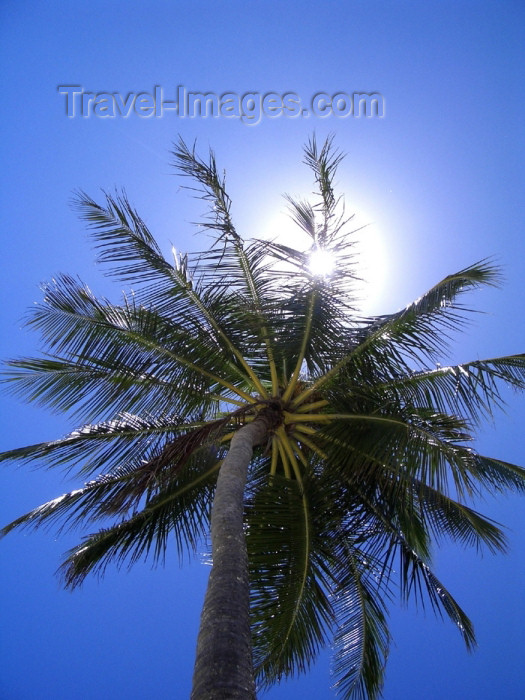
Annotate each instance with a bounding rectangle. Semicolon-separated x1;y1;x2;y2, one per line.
1;2;524;699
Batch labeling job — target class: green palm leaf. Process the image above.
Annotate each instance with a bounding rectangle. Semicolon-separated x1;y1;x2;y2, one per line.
58;450;223;588
247;473;332;686
330;547;390;700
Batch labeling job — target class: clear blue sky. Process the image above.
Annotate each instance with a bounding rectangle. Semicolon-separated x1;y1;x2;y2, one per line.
1;2;524;698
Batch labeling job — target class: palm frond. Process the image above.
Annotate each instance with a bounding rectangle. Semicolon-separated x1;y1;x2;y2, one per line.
2;289;262;420
1;415;235;538
58;451;223;588
0;411;187;475
352;259;500;362
284;195;317;238
397;545;476;650
469;454;525;493
329;543;390;700
171;137;237;242
294;260;502;408
247;474;332;687
375;354;525;425
299;409;476;500
1;353;216;421
172;138;286;393
413;483;508;553
341;488;476;651
73;189;172;284
74;189;269;398
302;134;345;239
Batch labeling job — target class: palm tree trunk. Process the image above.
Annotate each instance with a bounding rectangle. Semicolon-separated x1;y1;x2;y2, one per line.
191;414;270;700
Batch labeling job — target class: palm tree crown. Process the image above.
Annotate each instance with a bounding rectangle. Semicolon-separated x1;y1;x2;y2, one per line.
2;136;525;699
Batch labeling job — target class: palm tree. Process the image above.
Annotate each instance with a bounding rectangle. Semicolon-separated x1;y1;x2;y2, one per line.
2;136;525;699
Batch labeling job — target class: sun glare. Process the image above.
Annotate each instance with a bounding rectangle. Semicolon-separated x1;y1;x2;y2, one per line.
352;212;388;314
308;248;335;277
258;206;388;314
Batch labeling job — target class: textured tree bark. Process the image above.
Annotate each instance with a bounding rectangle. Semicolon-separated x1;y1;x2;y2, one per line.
191;414;269;700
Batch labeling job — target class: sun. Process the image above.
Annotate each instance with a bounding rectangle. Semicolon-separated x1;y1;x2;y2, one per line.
308;248;335;277
257;206;387;313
